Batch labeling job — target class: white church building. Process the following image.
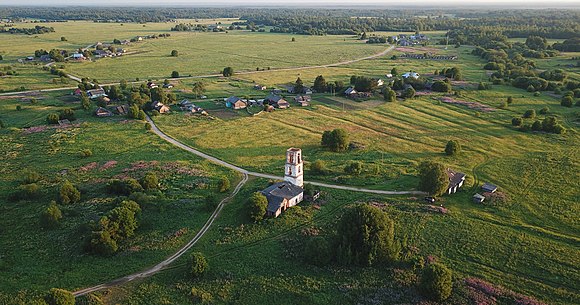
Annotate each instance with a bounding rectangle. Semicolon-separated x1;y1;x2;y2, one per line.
261;148;305;218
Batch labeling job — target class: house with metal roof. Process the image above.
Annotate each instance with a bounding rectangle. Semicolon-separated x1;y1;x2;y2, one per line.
261;181;304;218
481;183;498;193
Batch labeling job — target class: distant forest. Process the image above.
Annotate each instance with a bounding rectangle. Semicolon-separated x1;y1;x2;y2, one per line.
0;7;578;39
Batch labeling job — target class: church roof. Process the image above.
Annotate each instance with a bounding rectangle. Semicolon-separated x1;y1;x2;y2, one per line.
261;181;303;213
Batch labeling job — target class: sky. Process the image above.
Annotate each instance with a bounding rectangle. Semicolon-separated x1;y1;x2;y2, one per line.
1;0;579;7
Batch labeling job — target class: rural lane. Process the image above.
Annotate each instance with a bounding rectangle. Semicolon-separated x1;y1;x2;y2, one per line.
145;115;424;196
0;45;395;97
73;172;249;297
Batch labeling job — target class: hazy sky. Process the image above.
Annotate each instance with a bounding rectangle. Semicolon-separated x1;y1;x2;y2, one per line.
2;0;579;7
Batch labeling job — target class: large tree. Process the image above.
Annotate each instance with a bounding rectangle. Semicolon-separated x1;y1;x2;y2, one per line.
418;161;449;196
294;77;304;94
190;252;208;278
321;128;349;152
222;66;234;77
248;192;268;222
336;204;398;266
313;75;327;93
59;180;80;204
445;140;461;156
192;81;206;98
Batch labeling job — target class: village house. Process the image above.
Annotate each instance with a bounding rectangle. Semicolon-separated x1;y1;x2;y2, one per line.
151;101;170;113
294;95;311;106
225;96;247;110
402;72;420;79
344;87;357;96
73;88;83;96
71;53;85;60
261;148;304;218
86;88;107;99
95;107;113;117
446;168;466;195
265;94;289;109
254;84;267;91
39;54;52;62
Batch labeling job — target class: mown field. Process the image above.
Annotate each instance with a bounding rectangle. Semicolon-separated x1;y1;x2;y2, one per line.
0;92;239;301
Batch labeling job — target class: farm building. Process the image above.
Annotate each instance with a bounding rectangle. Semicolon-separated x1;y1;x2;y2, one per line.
115;104;129;115
261;148;304;218
225;96;247;109
344;87;357;96
473;193;485;204
254;84;267;90
294;95;311;106
151;101;170;113
72;53;85;60
482;183;498;193
95;107;112;117
265;94;290;109
86;89;107;99
402;72;420;79
446;168;466;195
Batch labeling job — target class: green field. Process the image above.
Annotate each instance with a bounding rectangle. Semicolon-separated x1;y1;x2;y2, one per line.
0;20;579;305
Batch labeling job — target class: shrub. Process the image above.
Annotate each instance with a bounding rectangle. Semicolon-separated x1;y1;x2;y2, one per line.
217;176;230;193
523;109;536;119
531;120;542;131
79;149;93;158
419;262;453;301
107;178;143;195
511;117;523;126
539;106;549;114
145;122;152;130
418;161;448;197
383;87;397;102
431;80;451;92
310;159;326;175
561;95;573;107
108;205;139;238
89;229;118;256
13;183;40;200
248;192;268;222
59;180;80;204
222;66;234;77
171;71;180;78
41;201;62;228
444;140;461;156
190;252;208;278
336;204;398;266
507;96;513;104
344;161;363;175
403;86;416;99
59;108;75;121
45;288;75;305
0;119;4;128
170;50;178;57
140;172;159;190
190;287;212;304
47;113;60;124
16;105;22;111
22;170;41;184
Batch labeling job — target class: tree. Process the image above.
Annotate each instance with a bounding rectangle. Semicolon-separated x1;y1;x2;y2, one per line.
47;113;59;124
507;96;513;104
523;109;536;119
383;87;396;102
419;262;453;302
344;161;363;175
432;80;451;92
512;117;523;126
140;172;159;190
336;204;398;266
217;176;230;193
310;159;326;175
60;108;75;121
108;205;139;239
45;288;75;305
321;129;349;152
190;252;208;278
248;192;268;222
108;85;122;100
403;86;416;99
313;75;327;93
192;81;205;98
291;37;296;42
81;94;91;110
41;201;62;228
539;106;549;115
127;104;141;119
59;180;80;204
525;35;548;51
561;95;573;107
171;71;180;78
418;161;449;197
391;67;398;76
170;49;179;57
444;140;461;156
294;77;304;94
89;228;118;255
222;67;234;77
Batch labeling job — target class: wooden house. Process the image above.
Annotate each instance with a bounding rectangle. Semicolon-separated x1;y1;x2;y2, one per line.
95;107;113;117
265;94;289;109
86;88;107;99
294;95;311;107
225;96;246;110
446;168;466;195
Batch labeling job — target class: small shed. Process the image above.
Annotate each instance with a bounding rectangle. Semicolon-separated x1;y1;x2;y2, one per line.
473;193;485;204
481;183;498;193
95;107;113;117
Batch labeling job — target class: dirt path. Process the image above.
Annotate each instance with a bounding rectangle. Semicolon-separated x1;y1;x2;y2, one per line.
73;172;248;297
0;45;395;97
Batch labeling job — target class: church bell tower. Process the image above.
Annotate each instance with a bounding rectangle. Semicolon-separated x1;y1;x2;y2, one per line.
284;148;304;187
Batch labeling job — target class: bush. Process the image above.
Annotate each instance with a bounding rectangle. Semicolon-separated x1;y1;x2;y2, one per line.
190;287;212;304
16;105;22;111
59;180;80;204
145;122;152;130
419;262;453;302
444;140;461;156
222;66;234;77
217;176;230;193
171;71;180;78
539;106;549;114
310;159;326;175
336;204;398;266
523;109;536;119
531;120;542;131
59;108;75;121
41;201;62;228
431;80;451;92
418;161;448;197
22;170;41;184
403;86;416;99
511;117;523;126
190;252;208;278
108;205;139;238
45;288;75;305
170;49;179;57
321;128;349;152
47;113;60;124
13;183;40;200
140;172;159;190
383;87;397;102
79;149;93;158
0;119;5;128
561;95;573;107
107;178;144;195
89;229;118;256
507;96;513;104
248;192;268;222
344;161;363;175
